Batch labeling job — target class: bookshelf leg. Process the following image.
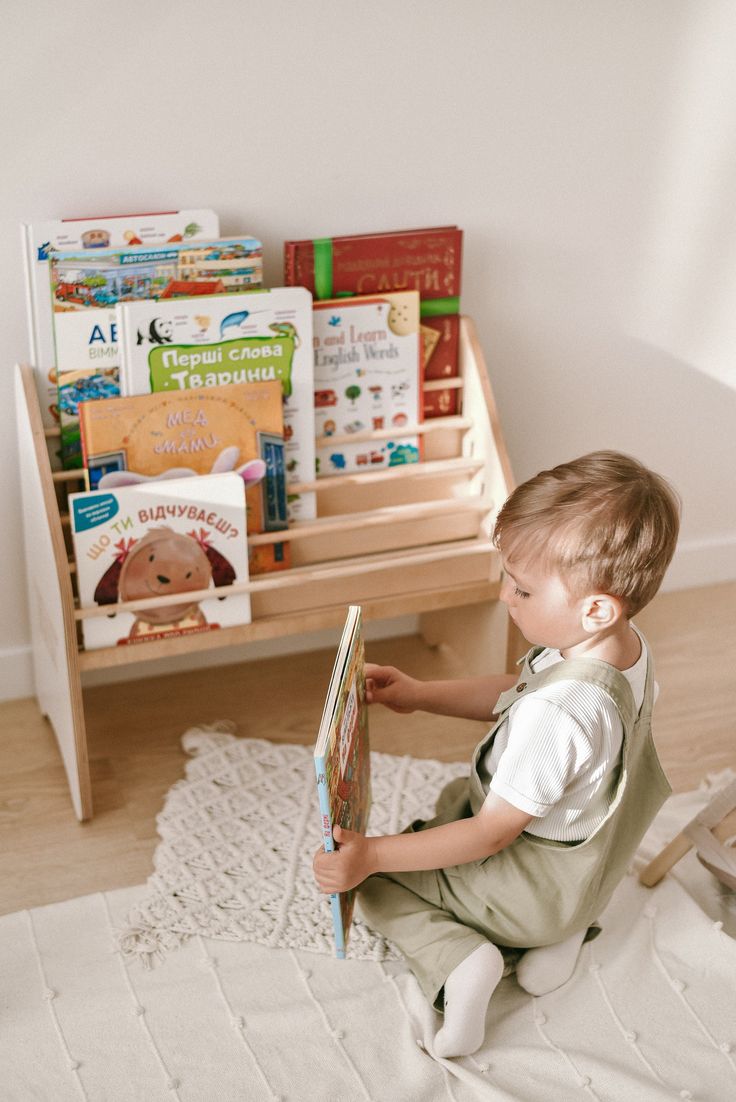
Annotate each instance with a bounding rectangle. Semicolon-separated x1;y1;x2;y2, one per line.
419;600;514;678
32;638;92;823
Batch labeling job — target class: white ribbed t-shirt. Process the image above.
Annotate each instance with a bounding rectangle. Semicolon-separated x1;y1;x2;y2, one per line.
479;628;651;842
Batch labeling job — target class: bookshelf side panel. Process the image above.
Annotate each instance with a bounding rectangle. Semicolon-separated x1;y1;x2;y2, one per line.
14;364;91;821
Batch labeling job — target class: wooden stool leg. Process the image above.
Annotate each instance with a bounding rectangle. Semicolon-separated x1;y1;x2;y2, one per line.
639;832;694;887
639;780;736;888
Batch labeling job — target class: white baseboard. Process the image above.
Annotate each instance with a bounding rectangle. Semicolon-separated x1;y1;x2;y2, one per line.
0;645;35;702
3;534;734;703
662;535;736;592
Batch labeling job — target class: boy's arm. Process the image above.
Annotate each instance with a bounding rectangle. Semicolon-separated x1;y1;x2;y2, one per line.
313;793;534;895
365;664;518;722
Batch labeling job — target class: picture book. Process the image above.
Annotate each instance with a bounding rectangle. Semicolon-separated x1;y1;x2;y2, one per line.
58;366;120;469
313;605;370;958
117;287;316;523
284;225;463;416
69;472;250;651
313;291;422;476
48;235;262;374
21;209;219;431
77;379;288;575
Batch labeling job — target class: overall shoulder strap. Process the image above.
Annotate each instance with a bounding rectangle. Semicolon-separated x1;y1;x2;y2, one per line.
491;646;543;715
530;657;638;732
632;626;655;724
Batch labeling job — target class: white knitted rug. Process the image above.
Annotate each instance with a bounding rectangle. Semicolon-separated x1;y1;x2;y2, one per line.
118;725;469;966
3;766;735;1101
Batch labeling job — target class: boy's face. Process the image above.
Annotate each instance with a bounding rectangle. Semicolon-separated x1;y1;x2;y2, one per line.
499;555;588;653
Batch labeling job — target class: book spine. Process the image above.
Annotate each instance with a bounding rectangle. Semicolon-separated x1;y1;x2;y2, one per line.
20;223;39;367
283;242;295;287
283;241;317;294
117;305;133;397
313;753;346;958
78;403;91;477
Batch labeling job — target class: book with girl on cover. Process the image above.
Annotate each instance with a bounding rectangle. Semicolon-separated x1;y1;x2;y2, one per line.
312;290;423;476
77;379;288;575
313;605;370;958
20;208;219;433
284;225;462;417
69;472;250;651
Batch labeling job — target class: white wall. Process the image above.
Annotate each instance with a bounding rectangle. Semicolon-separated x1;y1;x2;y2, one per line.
2;0;734;700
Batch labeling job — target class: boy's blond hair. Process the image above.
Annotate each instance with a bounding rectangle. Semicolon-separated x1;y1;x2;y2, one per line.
493;451;681;616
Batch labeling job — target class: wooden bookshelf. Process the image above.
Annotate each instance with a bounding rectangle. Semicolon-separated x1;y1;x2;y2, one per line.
15;316;516;820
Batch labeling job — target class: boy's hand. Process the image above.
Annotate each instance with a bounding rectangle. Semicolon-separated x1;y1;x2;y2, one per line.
364;663;422;713
313;826;377;894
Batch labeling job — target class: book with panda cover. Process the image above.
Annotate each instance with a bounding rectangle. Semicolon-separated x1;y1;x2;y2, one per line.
116;287;316;522
69;472;251;650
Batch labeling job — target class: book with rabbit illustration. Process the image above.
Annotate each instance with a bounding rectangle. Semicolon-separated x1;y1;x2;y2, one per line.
312;291;423;477
77;379;288;574
313;605;370;958
116;286;316;523
69;472;251;650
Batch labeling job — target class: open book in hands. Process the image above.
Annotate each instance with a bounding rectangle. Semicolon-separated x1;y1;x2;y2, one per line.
313;605;371;958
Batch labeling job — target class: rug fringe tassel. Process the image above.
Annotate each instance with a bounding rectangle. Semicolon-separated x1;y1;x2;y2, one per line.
117;922;190;969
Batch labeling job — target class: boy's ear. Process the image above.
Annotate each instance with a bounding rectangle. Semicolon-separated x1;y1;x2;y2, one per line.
580;594;625;632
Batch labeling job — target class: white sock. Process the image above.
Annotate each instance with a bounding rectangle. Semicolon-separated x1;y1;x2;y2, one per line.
433;943;505;1058
515;928;587;996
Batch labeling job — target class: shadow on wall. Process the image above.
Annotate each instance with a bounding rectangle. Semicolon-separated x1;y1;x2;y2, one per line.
469;290;736;550
624;3;736;394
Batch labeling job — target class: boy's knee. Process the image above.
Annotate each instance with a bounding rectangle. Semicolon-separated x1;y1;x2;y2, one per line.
355;872;394;932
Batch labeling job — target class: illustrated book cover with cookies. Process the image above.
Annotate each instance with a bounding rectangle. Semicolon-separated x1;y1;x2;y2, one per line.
20;208;219;435
284;225;462;417
48;235;262;376
69;472;251;651
77;379;289;575
313;604;370;959
117;287;316;524
312;291;423;477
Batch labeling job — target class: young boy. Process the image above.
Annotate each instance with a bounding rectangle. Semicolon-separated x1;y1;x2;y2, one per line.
313;450;680;1058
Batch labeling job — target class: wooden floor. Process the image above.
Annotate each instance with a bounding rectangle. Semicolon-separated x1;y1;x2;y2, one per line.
1;582;734;917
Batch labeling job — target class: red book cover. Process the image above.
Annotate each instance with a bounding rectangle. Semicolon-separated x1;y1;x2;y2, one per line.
284;227;462;415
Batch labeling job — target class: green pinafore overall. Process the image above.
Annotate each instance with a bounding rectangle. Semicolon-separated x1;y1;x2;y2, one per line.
358;640;671;1009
